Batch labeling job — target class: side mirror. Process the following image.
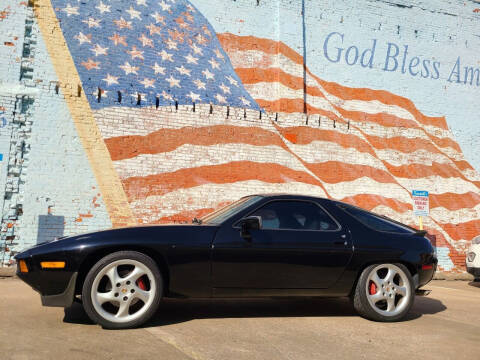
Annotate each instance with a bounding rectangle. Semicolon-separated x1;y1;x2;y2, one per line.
239;216;262;240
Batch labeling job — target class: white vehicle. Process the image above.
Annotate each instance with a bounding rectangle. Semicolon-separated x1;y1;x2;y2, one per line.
466;235;480;280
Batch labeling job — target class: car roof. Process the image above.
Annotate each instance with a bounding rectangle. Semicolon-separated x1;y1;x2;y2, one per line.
249;193;332;202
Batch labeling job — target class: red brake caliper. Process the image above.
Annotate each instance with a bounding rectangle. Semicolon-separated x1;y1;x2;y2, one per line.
369;281;377;295
137;276;147;291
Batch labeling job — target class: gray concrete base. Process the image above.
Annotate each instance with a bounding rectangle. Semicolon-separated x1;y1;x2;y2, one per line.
0;267;16;277
434;271;474;281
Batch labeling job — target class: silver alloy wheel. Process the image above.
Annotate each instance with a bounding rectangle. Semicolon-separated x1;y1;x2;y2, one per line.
90;259;156;324
365;264;411;317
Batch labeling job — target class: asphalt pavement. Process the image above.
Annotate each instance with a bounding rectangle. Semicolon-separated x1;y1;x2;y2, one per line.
0;278;479;360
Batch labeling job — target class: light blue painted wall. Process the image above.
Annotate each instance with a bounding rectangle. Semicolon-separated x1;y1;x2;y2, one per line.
16;23;112;249
0;1;111;262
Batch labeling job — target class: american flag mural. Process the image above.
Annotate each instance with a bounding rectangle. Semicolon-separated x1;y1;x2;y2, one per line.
40;0;480;272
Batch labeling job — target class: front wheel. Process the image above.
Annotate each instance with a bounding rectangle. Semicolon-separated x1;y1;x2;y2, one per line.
82;251;163;329
353;263;415;322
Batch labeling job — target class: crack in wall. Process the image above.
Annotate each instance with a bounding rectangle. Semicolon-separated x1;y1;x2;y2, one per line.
0;3;36;266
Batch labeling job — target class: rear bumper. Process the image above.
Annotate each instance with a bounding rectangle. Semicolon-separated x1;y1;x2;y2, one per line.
416;260;437;288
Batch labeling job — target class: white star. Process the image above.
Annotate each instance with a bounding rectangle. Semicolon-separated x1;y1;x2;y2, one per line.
226;76;239;87
219;83;231;94
102;74;119;86
193;79;206;90
63;4;79;16
161;91;173;101
91;44;108;56
159;1;171;11
203;26;212;37
190;43;203;56
176;65;191;77
151;62;165;74
202;69;214;80
126;6;142;20
240;97;251;106
146;23;161;35
127;46;144;60
165;39;178;50
195;34;207;45
209;58;220;70
187;91;201;102
96;1;111;13
74;32;91;45
113;17;132;30
186;4;196;12
138;34;153;47
184;53;198;64
140;78;155;88
119;62;139;75
214;48;225;60
165;75;181;88
215;94;227;104
82;17;101;28
151;12;165;24
158;50;173;62
137;0;147;6
81;58;100;70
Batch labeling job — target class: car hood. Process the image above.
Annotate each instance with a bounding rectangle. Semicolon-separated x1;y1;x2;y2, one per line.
16;223;218;258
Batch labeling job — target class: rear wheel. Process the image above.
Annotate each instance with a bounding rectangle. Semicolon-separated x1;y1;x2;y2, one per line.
82;251;162;329
353;263;414;322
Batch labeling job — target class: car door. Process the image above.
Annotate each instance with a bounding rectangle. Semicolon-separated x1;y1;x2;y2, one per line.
211;199;353;292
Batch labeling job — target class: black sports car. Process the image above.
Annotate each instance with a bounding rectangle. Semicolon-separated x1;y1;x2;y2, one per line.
15;194;437;328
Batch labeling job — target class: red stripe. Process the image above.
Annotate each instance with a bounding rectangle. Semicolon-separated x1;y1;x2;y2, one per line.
218;33;449;130
106;125;284;161
307;161;397;184
123;161;323;201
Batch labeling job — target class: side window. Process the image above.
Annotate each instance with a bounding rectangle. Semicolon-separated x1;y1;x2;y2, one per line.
250;201;339;231
339;205;411;233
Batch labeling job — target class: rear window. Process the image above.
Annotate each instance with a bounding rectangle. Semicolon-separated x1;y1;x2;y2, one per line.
338;204;414;234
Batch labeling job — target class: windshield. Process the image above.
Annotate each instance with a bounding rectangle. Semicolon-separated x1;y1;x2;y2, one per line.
201;196;263;225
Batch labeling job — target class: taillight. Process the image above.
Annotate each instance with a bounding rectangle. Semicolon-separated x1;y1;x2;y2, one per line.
467;252;476;262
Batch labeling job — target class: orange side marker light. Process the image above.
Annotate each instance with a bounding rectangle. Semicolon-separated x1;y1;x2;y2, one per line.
19;260;28;273
40;261;66;269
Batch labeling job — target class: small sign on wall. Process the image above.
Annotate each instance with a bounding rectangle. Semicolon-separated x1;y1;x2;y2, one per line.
412;190;429;216
412;190;429;230
0;153;3;161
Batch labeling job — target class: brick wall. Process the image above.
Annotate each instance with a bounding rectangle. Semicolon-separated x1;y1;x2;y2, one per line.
0;0;479;273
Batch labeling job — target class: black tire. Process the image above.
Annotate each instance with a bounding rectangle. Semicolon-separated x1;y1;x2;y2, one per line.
353;263;415;322
82;251;163;329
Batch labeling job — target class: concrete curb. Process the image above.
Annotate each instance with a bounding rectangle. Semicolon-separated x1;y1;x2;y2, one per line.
0;267;16;277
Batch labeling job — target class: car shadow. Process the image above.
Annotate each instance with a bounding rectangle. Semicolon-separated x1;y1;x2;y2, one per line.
467;279;480;288
63;296;447;327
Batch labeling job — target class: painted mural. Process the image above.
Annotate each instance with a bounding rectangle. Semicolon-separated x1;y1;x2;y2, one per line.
0;0;479;273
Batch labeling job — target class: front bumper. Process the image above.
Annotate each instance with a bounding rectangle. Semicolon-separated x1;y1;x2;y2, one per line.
16;255;78;308
40;272;78;307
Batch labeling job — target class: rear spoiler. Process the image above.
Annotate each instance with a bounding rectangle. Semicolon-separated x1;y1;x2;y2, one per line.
415;230;428;237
